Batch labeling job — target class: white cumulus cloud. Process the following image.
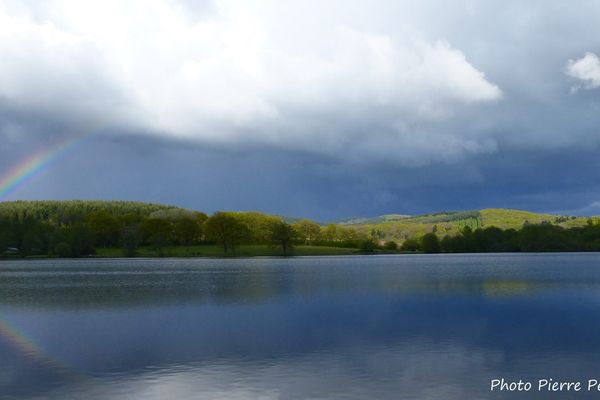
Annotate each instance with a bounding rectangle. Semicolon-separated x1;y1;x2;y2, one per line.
0;0;502;165
566;52;600;90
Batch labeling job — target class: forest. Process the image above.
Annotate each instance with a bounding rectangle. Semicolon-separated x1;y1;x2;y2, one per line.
0;200;599;258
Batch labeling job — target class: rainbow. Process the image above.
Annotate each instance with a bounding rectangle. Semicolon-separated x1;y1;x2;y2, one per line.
0;123;106;382
0;122;103;201
0;315;86;381
0;123;104;379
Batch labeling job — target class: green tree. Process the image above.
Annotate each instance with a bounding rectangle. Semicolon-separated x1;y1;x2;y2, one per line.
321;224;339;242
87;211;120;247
235;212;280;244
0;229;7;254
420;233;440;253
205;212;249;254
292;219;321;245
150;232;170;256
50;224;95;257
69;223;96;256
195;212;208;240
516;224;573;252
400;238;420;252
54;242;72;258
440;235;453;252
21;230;44;256
270;221;296;256
370;228;384;240
338;226;364;246
359;239;377;253
121;224;140;257
383;240;398;251
140;218;173;245
174;218;201;246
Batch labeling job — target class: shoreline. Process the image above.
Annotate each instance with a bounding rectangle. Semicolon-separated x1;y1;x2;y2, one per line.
2;250;600;262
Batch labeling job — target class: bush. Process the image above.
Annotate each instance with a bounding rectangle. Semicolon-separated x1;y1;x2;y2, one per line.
359;239;377;253
383;241;398;250
54;242;72;258
420;233;440;253
400;238;420;252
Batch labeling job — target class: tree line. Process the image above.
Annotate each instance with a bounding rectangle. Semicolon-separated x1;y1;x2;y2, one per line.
1;201;599;257
0;201;377;257
401;222;600;253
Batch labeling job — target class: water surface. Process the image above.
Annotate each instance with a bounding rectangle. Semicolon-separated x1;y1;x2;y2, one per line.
1;253;600;399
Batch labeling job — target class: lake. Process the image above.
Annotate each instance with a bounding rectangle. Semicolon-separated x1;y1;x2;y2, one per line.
1;253;600;399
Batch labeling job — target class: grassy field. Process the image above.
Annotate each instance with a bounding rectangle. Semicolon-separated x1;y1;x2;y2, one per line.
94;245;359;258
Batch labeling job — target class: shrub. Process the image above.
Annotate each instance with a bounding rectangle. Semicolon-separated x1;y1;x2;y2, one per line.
54;242;72;258
359;239;377;253
420;233;441;253
400;238;420;252
383;241;398;250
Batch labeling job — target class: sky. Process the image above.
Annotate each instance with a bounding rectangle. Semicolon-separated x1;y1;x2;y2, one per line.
0;0;600;220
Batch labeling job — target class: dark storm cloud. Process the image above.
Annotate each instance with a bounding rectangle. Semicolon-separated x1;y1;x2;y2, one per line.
1;0;600;218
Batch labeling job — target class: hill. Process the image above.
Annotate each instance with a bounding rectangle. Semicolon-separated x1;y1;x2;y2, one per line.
344;208;597;242
336;214;412;225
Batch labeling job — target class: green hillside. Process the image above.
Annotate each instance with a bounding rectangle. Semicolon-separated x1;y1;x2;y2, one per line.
337;214;412;225
346;208;596;242
479;209;587;229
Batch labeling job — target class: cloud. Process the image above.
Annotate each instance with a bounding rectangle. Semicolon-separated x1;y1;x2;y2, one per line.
566;52;600;90
564;201;600;216
0;0;501;166
4;0;600;216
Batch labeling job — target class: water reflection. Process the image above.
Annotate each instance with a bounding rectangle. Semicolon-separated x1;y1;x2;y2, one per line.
24;342;507;400
1;254;600;399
